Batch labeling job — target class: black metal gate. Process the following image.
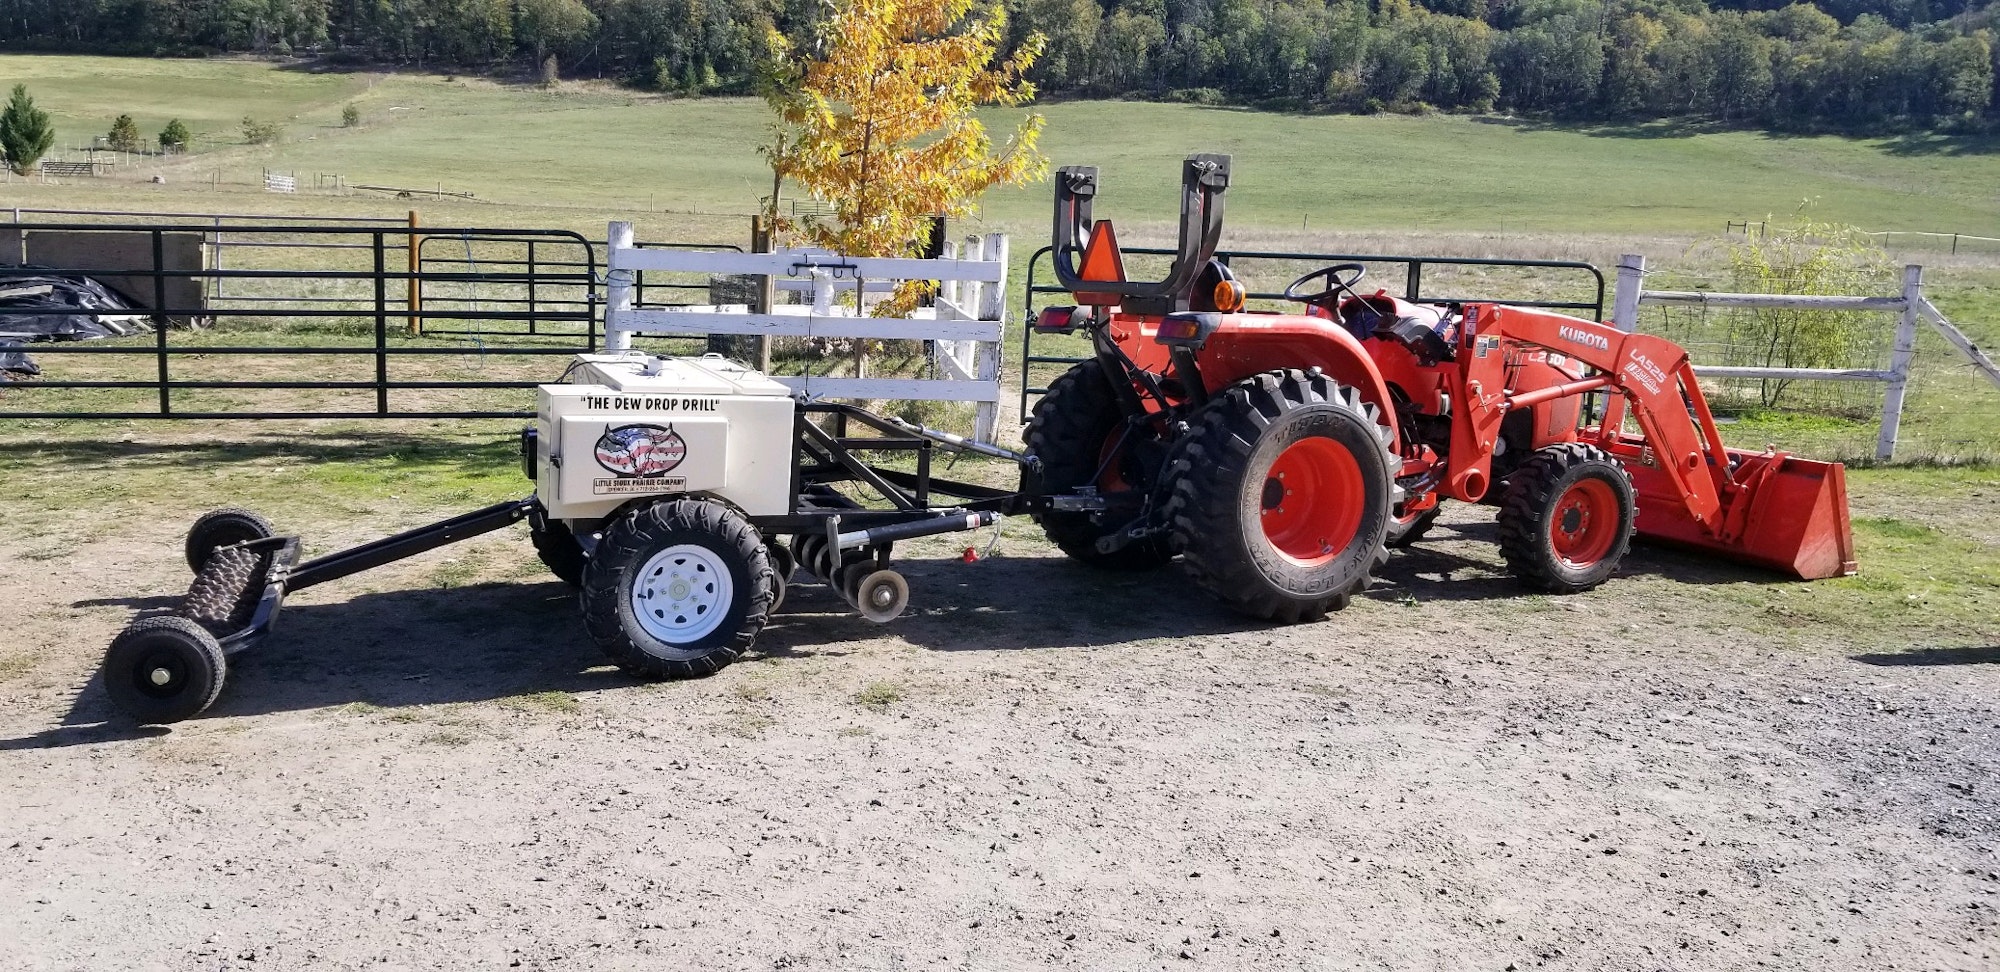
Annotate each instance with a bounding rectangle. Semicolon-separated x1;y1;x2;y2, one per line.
1;224;599;420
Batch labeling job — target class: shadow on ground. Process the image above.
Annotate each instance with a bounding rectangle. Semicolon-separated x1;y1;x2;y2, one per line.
1852;645;2000;666
5;554;1265;750
1366;517;1782;603
1469;115;1738;140
7;513;1805;751
0;430;520;473
1468;115;2000;156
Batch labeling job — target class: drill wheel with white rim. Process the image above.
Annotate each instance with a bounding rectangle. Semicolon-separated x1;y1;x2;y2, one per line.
581;498;777;679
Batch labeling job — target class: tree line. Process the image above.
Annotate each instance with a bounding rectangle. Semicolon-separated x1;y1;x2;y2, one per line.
2;0;1996;131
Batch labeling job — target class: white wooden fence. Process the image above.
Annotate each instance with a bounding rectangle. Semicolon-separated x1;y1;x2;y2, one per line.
263;171;297;194
601;221;1009;443
1613;254;2000;460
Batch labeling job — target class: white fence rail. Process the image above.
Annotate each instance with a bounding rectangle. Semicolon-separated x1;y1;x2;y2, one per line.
602;221;1009;443
1613;253;2000;461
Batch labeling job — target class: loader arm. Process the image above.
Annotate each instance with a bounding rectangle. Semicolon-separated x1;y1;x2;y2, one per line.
1448;305;1727;527
1442;304;1854;579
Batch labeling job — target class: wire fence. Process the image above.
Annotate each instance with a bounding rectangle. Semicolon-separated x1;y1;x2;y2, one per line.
1631;261;1999;464
1727;221;2000;258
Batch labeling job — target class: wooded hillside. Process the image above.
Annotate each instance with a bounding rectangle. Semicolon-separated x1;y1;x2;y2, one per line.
3;0;1996;131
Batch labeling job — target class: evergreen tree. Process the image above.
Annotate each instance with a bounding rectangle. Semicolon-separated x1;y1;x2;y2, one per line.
107;113;142;152
0;85;57;176
159;119;193;154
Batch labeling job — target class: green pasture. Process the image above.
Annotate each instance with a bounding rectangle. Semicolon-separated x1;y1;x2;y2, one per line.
6;55;2000;236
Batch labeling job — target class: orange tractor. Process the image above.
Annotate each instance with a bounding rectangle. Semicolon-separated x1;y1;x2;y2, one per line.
1024;154;1856;620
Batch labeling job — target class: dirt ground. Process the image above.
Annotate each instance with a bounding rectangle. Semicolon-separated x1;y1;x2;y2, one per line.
2;502;1997;972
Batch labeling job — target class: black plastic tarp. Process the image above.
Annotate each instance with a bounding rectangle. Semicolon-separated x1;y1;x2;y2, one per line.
0;344;40;378
0;268;149;341
0;268;152;380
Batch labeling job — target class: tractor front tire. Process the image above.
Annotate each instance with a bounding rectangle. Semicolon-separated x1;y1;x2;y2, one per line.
1167;369;1396;622
104;615;227;724
1496;444;1635;593
185;507;274;573
581;499;775;679
1023;362;1173;570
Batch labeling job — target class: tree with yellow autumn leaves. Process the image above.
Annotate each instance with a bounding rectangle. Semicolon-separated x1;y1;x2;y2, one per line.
761;0;1047;265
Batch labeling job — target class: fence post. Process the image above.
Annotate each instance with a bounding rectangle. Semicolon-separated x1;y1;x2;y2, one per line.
526;240;538;336
209;216;224;304
605;221;636;351
406;210;422;335
1612;254;1645;333
1875;264;1923;462
153;229;171;416
750;215;774;372
976;234;1008;442
375;232;390;415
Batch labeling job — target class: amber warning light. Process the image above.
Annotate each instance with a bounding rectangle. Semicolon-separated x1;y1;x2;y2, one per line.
1213;279;1246;313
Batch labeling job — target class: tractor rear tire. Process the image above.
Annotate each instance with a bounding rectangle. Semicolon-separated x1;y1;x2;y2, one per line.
184;507;274;573
1496;444;1635;593
1167;369;1397;622
531;519;587;588
1023;362;1173;570
104;615;227;724
581;499;775;679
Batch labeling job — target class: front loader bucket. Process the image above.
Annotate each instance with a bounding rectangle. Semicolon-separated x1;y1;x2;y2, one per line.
1628;449;1857;580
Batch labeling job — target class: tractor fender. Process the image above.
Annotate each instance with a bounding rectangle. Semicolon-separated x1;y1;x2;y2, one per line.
1193;315;1400;440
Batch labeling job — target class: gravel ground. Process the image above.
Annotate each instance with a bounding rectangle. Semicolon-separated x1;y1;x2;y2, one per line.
2;506;1997;971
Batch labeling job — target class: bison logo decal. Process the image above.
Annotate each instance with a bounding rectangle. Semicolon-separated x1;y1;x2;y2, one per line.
594;423;687;478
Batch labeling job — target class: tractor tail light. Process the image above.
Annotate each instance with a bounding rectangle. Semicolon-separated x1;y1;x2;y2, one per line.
1035;306;1082;334
1156;312;1221;349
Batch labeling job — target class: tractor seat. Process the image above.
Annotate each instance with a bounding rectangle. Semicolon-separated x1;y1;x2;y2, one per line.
1339;292;1457;364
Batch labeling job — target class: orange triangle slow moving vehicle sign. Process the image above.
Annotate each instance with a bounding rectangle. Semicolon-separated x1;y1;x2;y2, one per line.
1075;221;1128;307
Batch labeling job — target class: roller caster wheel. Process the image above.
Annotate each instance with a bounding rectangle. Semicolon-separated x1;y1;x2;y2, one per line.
185;507;274;572
104;615;227;724
767;541;797;614
846;566;909;623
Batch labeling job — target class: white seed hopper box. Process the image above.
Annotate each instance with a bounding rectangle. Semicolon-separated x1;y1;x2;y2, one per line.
537;354;798;521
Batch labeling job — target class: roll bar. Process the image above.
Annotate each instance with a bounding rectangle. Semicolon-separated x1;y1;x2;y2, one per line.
1051;153;1231;302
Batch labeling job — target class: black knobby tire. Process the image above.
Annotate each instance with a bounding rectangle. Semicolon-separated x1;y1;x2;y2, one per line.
184;507;274;573
1496;443;1636;594
1386;502;1444;548
531;519;587;588
1166;369;1397;622
1023;361;1174;570
580;499;775;679
181;545;273;635
104;615;227;724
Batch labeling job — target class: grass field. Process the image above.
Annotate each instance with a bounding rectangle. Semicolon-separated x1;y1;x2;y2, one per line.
6;54;2000;237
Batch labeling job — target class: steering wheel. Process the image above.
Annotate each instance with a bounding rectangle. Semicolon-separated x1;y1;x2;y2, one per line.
1283;263;1368;305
